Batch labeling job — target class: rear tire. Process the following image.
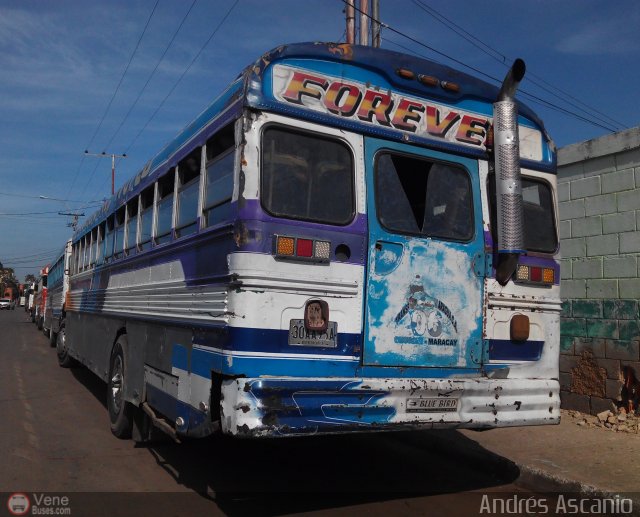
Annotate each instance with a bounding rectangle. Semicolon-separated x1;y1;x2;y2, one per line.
56;322;76;368
107;338;133;439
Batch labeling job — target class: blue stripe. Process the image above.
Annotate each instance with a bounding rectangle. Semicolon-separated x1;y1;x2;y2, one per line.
488;339;544;361
145;384;207;433
191;346;359;378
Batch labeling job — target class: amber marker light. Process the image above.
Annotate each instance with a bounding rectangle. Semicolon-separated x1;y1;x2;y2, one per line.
441;81;460;93
396;68;416;80
418;74;439;87
543;268;555;284
276;236;295;256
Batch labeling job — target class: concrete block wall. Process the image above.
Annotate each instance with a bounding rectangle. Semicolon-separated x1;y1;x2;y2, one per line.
558;127;640;415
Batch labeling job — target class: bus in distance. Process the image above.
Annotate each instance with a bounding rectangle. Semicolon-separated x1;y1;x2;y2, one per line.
57;42;561;441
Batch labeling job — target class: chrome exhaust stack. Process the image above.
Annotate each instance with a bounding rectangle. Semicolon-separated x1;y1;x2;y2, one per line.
494;59;526;285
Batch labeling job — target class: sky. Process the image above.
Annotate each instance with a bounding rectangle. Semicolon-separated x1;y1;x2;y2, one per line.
1;0;639;282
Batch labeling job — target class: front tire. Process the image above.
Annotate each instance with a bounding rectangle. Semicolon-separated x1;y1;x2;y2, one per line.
49;326;57;347
107;338;133;439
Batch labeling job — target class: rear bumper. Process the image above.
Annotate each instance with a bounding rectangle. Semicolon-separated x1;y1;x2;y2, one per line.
220;376;560;437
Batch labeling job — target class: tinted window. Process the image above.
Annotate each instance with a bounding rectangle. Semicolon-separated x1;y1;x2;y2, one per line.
156;172;174;245
375;153;473;241
204;124;235;228
488;175;557;253
139;187;154;251
125;199;138;253
104;216;115;262
261;127;354;225
176;148;201;238
114;207;125;259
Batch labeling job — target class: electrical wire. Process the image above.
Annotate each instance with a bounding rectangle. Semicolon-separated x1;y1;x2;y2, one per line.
100;0;199;153
122;0;240;157
63;0;160;207
411;0;627;132
341;0;622;134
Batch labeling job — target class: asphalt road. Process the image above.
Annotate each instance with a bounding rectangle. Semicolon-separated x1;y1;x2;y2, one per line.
0;308;530;516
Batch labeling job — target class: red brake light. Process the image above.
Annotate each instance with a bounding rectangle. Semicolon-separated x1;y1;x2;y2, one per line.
296;239;313;257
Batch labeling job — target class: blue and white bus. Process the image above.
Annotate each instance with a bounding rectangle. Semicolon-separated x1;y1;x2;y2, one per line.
58;42;561;440
44;239;71;346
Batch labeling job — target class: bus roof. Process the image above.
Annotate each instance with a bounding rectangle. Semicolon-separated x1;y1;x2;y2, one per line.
74;42;554;240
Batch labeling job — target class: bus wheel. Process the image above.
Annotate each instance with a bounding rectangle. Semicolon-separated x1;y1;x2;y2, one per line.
49;326;56;347
107;339;133;439
56;323;76;368
37;316;43;330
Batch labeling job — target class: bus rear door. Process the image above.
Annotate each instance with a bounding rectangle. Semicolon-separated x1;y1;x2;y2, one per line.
363;137;486;370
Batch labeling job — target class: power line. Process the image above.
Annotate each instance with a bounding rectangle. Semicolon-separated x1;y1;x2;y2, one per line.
0;205;101;216
84;0;160;153
64;0;160;206
101;0;199;152
411;0;627;132
340;0;620;133
383;34;617;133
1;248;61;261
122;0;240;156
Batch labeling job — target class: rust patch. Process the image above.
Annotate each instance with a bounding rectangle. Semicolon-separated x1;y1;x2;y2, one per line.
328;43;354;60
570;350;607;398
234;222;249;247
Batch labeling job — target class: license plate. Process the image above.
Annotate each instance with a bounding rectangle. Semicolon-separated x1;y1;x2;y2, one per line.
288;319;337;348
406;397;458;413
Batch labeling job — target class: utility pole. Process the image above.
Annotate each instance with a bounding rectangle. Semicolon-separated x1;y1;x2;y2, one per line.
346;0;381;47
371;0;381;48
346;0;355;45
359;0;369;46
84;150;127;196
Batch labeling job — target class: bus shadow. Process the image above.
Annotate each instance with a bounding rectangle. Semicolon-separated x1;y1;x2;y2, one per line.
70;366;108;410
143;428;520;515
64;363;520;513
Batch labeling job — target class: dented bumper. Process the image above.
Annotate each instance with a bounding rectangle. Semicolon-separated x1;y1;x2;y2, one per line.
220;376;560;437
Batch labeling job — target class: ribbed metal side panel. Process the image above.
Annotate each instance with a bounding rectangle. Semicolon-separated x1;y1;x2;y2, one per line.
493;100;524;253
69;282;230;324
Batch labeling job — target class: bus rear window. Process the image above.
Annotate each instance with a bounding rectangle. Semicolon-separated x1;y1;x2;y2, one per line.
261;127;354;225
375;153;474;242
488;174;558;253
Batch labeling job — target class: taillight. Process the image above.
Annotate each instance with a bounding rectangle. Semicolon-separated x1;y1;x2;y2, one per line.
515;264;555;286
274;235;331;263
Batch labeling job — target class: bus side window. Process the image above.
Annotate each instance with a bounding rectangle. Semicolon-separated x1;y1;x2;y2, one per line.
204;123;235;227
155;171;175;245
104;215;115;263
90;227;98;267
96;222;105;265
138;186;154;252
125;198;138;255
114;207;125;259
81;235;89;271
176;148;201;238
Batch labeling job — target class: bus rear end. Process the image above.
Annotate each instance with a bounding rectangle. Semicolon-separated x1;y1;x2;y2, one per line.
211;44;560;437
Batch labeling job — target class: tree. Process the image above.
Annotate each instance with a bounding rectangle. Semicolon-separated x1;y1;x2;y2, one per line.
0;267;19;298
24;274;37;284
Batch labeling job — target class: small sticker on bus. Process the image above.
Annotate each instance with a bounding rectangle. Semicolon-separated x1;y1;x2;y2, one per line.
406;397;458;412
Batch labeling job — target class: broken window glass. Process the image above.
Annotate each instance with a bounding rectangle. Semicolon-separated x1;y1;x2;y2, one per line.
375;153;474;241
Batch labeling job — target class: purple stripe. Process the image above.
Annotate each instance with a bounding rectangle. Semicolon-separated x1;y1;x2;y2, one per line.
237;199;368;265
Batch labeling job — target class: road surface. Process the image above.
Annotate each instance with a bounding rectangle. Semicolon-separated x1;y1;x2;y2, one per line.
0;308;531;516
